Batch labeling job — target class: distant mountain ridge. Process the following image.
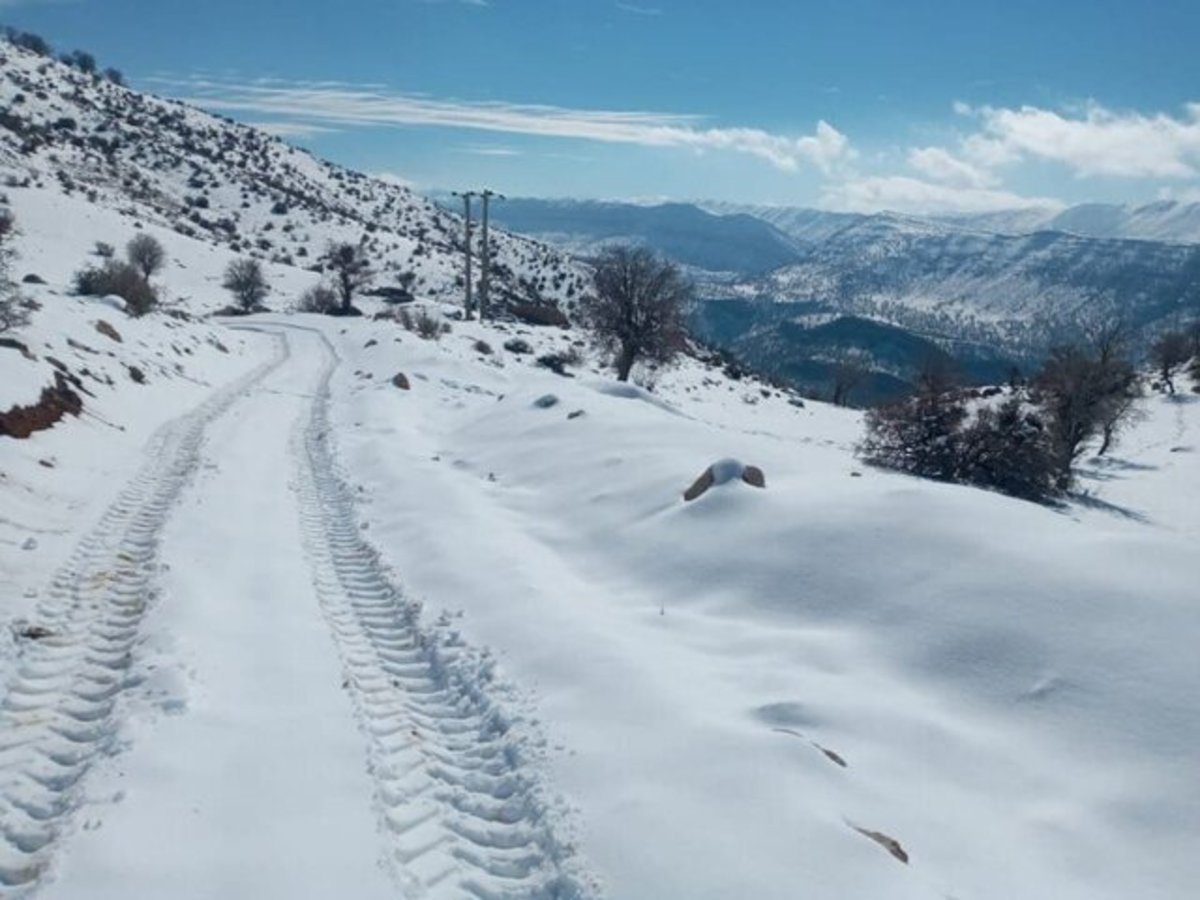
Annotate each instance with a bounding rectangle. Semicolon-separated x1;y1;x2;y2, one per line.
704;199;1200;245
486;198;804;275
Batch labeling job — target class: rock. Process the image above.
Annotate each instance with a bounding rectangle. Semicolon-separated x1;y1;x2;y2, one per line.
683;458;766;501
533;394;559;409
21;273;46;284
567;409;586;420
682;467;715;502
504;338;533;355
21;537;37;551
788;398;806;408
94;319;123;343
391;373;411;390
127;365;146;384
364;338;378;348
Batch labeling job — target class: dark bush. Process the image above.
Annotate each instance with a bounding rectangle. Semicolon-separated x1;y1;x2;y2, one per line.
512;301;570;328
298;283;338;314
414;308;442;340
73;260;158;317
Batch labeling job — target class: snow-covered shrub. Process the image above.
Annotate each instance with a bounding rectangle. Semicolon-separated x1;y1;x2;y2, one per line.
73;259;158;317
414;307;442;340
297;283;338;315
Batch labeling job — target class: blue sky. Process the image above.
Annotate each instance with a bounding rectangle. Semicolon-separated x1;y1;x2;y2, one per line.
5;0;1200;212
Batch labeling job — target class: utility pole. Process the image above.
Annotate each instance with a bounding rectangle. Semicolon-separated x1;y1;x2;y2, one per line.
478;189;505;321
452;190;477;318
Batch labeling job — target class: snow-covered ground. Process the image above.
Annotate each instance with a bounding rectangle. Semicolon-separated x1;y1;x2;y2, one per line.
313;313;1199;900
2;170;1198;900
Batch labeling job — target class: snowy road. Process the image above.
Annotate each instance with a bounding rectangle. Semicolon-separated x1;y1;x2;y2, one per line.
0;326;590;899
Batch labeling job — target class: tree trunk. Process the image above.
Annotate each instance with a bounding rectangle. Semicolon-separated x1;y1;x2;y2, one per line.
616;345;637;382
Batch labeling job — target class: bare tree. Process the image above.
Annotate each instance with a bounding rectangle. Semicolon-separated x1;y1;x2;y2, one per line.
222;258;269;312
1033;334;1139;488
0;208;29;333
580;245;690;382
126;233;165;280
322;242;372;315
830;349;871;407
1149;329;1193;394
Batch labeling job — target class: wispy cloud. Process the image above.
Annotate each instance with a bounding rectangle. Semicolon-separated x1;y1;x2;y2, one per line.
616;2;663;15
153;75;851;173
457;144;522;157
821;175;1062;215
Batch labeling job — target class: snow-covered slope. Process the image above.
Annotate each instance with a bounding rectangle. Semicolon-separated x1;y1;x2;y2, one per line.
311;310;1198;900
0;42;589;312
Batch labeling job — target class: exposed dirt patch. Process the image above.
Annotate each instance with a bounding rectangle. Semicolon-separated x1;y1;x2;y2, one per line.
0;372;84;438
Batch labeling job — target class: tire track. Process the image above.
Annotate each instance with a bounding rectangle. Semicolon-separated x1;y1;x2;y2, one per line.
289;325;597;899
0;336;289;895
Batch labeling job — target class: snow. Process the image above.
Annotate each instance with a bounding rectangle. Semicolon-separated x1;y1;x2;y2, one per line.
307;312;1199;900
1;43;1197;900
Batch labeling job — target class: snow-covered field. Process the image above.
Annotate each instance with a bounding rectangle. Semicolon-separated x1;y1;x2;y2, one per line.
2;182;1198;899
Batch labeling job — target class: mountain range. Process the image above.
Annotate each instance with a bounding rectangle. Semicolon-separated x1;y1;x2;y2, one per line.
493;196;1200;400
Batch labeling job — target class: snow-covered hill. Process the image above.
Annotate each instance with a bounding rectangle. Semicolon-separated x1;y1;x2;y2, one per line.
0;42;589;313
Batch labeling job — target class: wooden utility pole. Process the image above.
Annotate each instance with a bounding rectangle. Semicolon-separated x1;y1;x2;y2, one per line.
478;189;505;321
452;190;477;318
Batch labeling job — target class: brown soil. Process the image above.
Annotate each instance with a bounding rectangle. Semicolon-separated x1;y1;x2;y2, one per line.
0;372;84;439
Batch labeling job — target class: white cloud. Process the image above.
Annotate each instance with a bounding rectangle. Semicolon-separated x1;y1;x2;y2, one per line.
959;101;1200;179
907;146;996;188
821;175;1063;215
152;75;851;174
